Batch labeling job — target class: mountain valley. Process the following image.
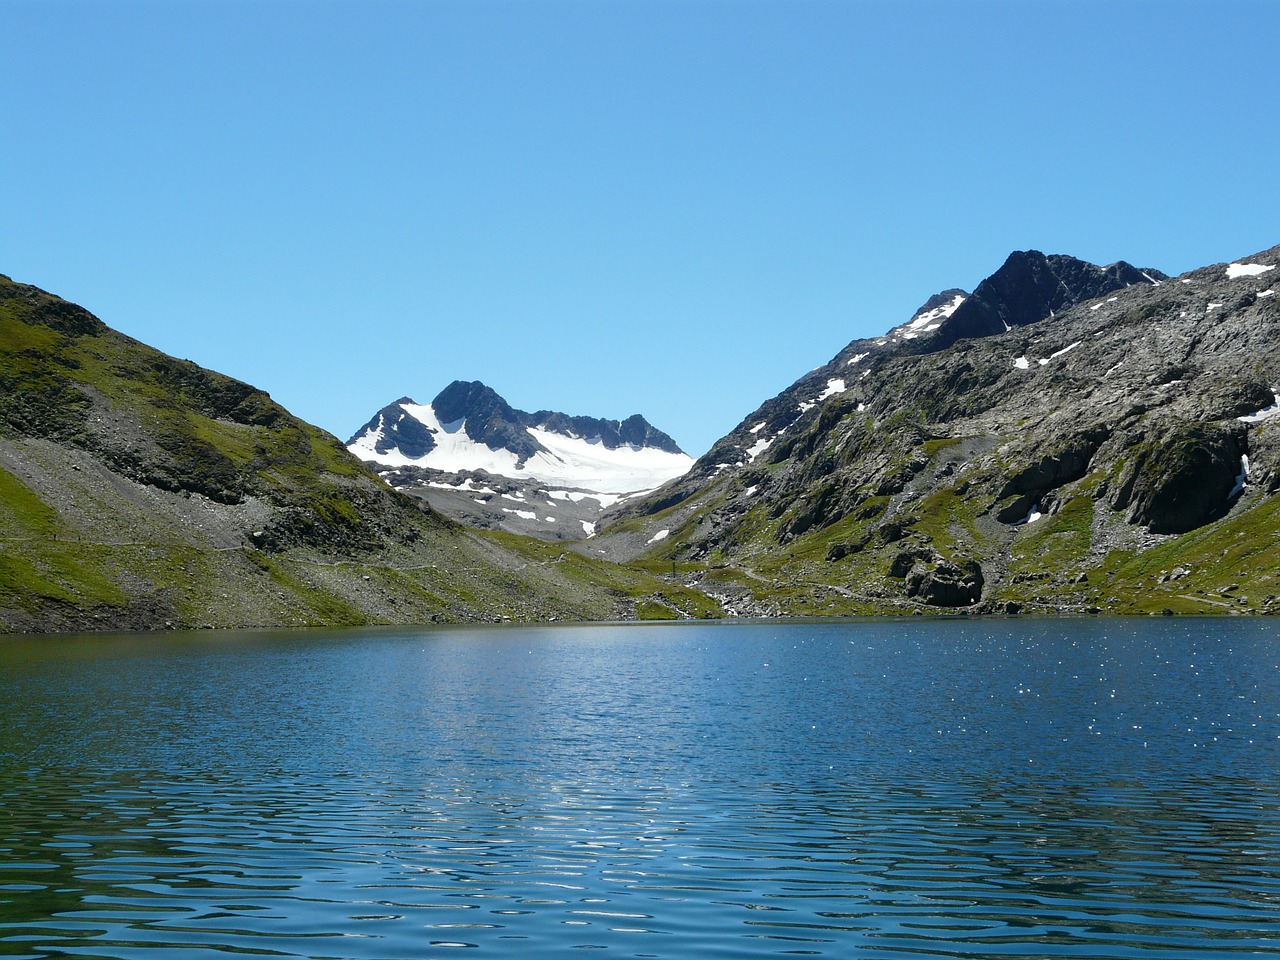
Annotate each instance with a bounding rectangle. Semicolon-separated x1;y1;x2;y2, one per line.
0;276;711;632
4;240;1280;632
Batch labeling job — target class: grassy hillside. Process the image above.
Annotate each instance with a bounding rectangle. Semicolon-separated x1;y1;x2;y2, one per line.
1;275;716;632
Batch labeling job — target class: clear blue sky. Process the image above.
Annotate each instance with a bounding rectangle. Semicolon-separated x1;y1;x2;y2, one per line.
5;0;1279;456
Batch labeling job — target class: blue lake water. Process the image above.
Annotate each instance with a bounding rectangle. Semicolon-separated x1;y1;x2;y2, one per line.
1;618;1278;959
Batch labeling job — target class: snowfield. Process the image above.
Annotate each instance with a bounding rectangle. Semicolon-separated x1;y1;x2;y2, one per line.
1238;394;1280;424
348;402;693;493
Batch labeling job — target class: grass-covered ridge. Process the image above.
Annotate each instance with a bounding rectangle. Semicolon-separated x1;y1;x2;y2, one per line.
0;274;719;633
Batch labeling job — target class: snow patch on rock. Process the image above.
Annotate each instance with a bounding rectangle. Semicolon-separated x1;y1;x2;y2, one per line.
1048;341;1082;361
1229;455;1251;500
745;434;775;461
1238;393;1280;424
1226;262;1275;279
1015;503;1043;525
895;293;966;340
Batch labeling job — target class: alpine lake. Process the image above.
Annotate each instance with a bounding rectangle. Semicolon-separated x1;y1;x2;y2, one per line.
1;618;1277;960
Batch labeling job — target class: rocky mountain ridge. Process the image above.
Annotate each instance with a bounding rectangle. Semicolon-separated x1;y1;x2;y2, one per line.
905;252;1166;351
590;245;1280;617
659;251;1168;494
354;381;685;466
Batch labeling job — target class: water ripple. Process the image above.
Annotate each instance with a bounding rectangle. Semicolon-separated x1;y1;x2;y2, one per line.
2;619;1279;958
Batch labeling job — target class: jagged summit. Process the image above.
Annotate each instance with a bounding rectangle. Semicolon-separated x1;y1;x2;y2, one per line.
916;251;1167;351
913;288;970;317
884;289;970;343
428;380;543;463
676;250;1167;480
347;380;692;495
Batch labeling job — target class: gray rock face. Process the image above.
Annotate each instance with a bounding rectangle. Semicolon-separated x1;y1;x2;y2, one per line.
1110;421;1247;534
906;557;984;607
378;466;618;542
591;243;1280;613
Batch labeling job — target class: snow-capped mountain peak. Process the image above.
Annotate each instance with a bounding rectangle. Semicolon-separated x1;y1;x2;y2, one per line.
347;381;692;494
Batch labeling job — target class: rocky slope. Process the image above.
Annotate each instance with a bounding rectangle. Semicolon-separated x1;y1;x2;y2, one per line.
0;276;713;632
591;246;1280;617
347;382;692;540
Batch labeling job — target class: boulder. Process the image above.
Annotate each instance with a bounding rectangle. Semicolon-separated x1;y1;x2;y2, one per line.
906;558;984;607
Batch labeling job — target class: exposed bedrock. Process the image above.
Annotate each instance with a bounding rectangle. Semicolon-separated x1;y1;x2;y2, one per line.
1111;420;1248;534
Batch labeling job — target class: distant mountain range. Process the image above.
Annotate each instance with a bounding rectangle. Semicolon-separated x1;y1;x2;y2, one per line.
348;381;690;491
5;239;1280;631
346;381;693;540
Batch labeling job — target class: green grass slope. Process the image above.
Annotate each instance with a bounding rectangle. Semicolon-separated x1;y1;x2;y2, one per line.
1;275;712;633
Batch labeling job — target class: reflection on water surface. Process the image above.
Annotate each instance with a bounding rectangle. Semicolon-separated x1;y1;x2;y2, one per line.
1;618;1278;958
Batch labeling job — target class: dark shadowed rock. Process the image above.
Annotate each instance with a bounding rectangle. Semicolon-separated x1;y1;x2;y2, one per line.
890;546;935;579
349;398;438;459
433;380;545;462
530;410;684;453
1001;431;1109;497
920;251;1167;350
1111;421;1247;534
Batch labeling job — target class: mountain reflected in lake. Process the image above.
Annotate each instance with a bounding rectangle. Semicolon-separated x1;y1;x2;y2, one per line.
2;619;1278;958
